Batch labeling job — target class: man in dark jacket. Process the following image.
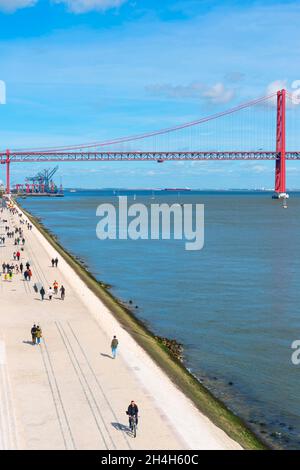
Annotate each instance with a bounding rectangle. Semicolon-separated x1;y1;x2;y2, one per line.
40;286;45;301
127;401;139;427
31;324;37;345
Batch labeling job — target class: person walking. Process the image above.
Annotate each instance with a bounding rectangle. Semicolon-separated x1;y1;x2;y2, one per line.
60;285;65;300
28;268;32;281
20;262;23;274
111;336;119;359
31;324;37;345
48;287;53;300
54;257;59;268
53;280;58;295
36;326;42;345
51;258;55;267
40;286;45;301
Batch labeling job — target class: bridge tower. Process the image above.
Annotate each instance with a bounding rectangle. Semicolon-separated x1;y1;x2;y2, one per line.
274;89;288;199
5;149;10;194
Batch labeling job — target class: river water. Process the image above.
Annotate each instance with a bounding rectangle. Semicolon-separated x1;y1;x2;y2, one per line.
20;190;300;449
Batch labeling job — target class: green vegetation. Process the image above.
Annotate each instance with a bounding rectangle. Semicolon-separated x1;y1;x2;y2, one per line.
20;202;268;450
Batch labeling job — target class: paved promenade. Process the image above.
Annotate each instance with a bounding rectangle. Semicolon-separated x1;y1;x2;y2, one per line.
0;202;241;450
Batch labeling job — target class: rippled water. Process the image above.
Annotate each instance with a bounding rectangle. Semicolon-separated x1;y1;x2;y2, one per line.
20;190;300;449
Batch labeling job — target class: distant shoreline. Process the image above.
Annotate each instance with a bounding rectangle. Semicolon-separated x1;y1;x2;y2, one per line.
62;188;280;192
60;187;300;191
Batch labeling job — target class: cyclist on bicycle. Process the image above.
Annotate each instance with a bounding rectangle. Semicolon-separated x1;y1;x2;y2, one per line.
126;400;139;428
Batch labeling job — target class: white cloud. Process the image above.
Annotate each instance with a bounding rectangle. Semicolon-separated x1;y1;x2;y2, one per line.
265;80;299;108
0;80;6;104
54;0;127;13
0;0;37;12
146;81;235;105
266;80;287;105
202;82;235;105
266;79;287;95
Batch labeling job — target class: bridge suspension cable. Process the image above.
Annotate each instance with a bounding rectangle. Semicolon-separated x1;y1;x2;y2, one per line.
10;92;277;153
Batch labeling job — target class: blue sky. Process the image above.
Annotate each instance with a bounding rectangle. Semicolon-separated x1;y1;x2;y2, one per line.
0;0;300;189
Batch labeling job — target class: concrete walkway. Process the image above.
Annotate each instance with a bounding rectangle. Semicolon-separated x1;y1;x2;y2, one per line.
0;203;241;450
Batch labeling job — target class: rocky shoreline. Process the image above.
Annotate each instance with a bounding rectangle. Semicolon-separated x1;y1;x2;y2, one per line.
155;336;184;361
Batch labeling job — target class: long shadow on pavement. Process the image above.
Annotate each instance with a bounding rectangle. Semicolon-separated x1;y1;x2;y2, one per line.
111;422;132;436
100;353;113;359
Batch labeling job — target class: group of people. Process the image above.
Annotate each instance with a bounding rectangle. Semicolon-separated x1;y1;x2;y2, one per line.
24;267;33;281
13;251;21;261
30;324;43;345
12;225;25;244
37;281;65;301
5;226;14;239
14;236;25;246
2;261;16;273
51;257;59;268
2;202;140;436
1;270;13;281
1;261;23;281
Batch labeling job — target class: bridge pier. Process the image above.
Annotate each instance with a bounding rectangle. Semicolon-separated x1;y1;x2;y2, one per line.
273;89;288;199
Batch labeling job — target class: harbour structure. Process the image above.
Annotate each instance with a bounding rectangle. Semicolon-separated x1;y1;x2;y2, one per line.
12;166;64;197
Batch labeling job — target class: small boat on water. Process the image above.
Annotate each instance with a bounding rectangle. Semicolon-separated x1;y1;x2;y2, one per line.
163;188;191;192
69;189;77;193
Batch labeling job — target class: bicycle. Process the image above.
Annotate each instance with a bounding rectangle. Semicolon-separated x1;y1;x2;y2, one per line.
128;414;138;438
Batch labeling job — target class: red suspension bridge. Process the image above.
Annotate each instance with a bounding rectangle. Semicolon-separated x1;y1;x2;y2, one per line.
0;89;298;198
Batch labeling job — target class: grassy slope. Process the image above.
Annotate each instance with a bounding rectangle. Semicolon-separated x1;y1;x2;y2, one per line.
20;203;267;450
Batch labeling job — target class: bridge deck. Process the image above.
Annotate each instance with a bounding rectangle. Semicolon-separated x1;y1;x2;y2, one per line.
0;151;300;163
